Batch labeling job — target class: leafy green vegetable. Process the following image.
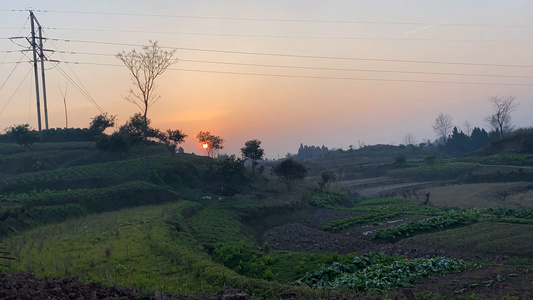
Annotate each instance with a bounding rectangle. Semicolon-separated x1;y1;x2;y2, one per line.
297;252;465;291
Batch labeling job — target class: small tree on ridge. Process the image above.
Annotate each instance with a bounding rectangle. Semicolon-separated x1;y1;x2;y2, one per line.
432;113;453;143
197;131;224;158
117;40;177;141
241;139;264;174
486;96;518;140
271;158;307;192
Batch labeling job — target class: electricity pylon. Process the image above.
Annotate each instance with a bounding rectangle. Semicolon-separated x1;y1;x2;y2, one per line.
29;10;49;131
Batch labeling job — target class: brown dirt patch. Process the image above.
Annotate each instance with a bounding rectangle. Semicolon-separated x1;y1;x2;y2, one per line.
407;182;533;209
262;209;447;258
411;265;533;299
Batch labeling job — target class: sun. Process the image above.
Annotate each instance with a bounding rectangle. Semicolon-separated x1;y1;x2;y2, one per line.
202;143;209;149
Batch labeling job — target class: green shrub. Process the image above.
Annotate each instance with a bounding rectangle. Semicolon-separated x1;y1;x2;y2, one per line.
309;191;348;208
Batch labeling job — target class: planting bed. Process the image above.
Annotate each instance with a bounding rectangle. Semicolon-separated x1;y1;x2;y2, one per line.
262;209;447;258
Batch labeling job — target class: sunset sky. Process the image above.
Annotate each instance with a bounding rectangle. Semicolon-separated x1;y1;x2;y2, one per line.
1;1;532;158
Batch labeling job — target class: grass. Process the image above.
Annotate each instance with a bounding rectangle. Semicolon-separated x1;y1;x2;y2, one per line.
4;202;278;296
0;180;179;236
2;200;336;298
187;205;248;246
388;162;478;180
5;203;196;292
0;152;210;193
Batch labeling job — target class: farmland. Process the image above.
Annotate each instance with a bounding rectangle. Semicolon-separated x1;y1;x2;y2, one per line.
1;139;533;299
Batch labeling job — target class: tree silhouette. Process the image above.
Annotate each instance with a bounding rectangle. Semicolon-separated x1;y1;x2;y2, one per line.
486;96;518;140
89;113;116;136
197;131;224;158
432;113;453;143
271;158;307;191
117;40;177;141
241;139;264;173
5;124;39;146
156;129;187;157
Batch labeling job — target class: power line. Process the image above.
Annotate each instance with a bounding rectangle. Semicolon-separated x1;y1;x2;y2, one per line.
0;65;32;117
49;38;533;69
51;51;533;79
40;27;105;114
44;59;533;86
51;61;105;113
0;52;26;92
9;9;533;28
8;35;533;86
32;27;533;43
1;14;29;66
179;59;533;79
169;68;533;86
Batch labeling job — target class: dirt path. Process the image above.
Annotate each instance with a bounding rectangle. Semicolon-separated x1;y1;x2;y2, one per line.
351;182;430;197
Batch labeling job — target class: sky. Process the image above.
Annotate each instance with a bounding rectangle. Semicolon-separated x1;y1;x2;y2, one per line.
1;1;533;159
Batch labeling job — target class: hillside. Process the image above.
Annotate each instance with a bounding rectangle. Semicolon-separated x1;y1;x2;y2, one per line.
1;139;533;299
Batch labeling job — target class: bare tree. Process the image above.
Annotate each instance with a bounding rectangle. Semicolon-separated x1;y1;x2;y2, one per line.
402;133;418;146
486;96;518;139
462;120;473;136
116;40;177;139
432;113;453;143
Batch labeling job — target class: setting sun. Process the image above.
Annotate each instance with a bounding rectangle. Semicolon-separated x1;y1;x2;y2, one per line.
202;143;209;149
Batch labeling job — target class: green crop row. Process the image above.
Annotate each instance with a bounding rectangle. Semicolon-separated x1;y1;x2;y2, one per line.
486;208;533;219
297;252;465;291
371;210;481;240
371;208;533;240
0;180;166;206
0;181;177;237
0;155;204;193
324;198;533;240
187;207;247;246
388;162;478;180
487;152;533;166
323;212;400;232
351;197;442;216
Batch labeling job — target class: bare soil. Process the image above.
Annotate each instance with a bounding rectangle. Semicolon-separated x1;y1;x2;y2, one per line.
373;181;533;209
416;182;533;209
263;209;449;258
412;265;533;300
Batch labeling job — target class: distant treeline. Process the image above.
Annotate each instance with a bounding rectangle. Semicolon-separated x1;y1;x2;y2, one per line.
444;126;490;156
293;144;330;160
0;127;94;143
289;127;510;161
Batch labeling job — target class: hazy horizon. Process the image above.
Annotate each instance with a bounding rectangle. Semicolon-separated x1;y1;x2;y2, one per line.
1;1;532;159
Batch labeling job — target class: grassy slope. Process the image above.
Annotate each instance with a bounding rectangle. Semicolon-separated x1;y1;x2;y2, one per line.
3;202;283;296
3;199;344;298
